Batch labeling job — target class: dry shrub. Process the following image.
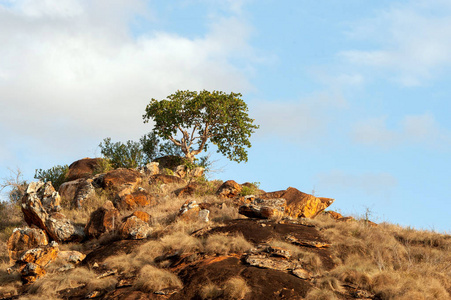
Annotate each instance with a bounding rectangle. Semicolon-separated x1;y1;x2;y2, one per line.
331;266;372;289
222;276;250;300
314;275;344;293
160;231;203;253
133;265;182;292
0;261;21;298
200;283;223;299
371;270;450;299
27;267;116;297
204;234;252;255
304;288;338;300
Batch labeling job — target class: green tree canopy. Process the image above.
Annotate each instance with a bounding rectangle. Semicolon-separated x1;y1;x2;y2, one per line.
143;90;259;163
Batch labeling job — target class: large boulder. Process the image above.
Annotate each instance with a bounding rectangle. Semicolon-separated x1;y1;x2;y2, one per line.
66;158;103;181
16;241;59;284
84;201;121;239
21;182;84;242
239;198;286;219
114;190;155;210
7;227;49;264
216;180;242;198
101;168;142;192
118;212;151;240
150;174;186;185
140;162;160;176
58;178;95;208
259;187;334;219
153;155;186;171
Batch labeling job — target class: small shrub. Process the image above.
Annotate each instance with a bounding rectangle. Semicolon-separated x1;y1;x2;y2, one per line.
222;276;250;299
204;234;252;255
200;283;223;299
239;182;260;196
133;265;183;292
34;164;68;190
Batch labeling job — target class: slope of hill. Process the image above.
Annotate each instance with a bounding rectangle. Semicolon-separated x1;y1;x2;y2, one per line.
0;158;450;299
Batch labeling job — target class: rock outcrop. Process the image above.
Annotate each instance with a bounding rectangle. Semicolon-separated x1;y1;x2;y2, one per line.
101;168;142;192
259;187;334;219
216;180;242;198
150;174;186;185
119;211;151;240
58;178;95;208
66;158;103;181
239;198;286;219
178;200;210;222
114;190;154;210
7;227;49;264
21;182;84;242
84;201;121;239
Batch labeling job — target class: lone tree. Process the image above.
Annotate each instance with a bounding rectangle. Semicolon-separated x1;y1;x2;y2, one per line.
143;90;259;163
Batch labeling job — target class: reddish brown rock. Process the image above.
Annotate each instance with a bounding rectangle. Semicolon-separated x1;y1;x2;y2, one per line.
175;182;198;197
20;262;46;284
58;250;86;264
85;201;121;239
178;200;210;222
7;227;49;264
239;198;286;220
324;210;344;220
19;241;59;267
216;180;242;198
21;182;84;242
66;158;103;181
102;168;142;191
150;174;186;185
190;167;204;178
115;190;154;210
58;178;95;208
124;211;151;223
260;187;334;219
141;162;159;176
119;212;151;240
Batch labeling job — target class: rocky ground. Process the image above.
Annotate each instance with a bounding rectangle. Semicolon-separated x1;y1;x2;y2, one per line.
0;157;450;299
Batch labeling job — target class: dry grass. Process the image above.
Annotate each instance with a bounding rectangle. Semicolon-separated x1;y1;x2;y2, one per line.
133;264;183;292
200;283;223;299
304;288;338;300
204;234;252;255
222;276;250;300
26;267;117;298
0;261;21;298
61;190;110;226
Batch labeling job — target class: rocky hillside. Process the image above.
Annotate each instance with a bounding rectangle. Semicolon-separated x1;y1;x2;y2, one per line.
0;157;450;299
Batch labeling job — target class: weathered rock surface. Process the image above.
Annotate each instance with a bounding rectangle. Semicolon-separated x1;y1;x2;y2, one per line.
245;254;299;271
140;162;160;176
150;174;186;185
58;178;95;208
153;155;185;171
45;213;85;242
85;201;121;239
19;241;59;267
125;211;151;223
114;190;154;210
178;200;210;222
66;158;103;181
239;198;286;219
101;168;142;192
7;227;49;264
20;262;46;284
119;214;151;240
323;210;344;220
260;187;334;219
175;182;198;197
216;180;242;198
58;250;86;264
21;182;84;242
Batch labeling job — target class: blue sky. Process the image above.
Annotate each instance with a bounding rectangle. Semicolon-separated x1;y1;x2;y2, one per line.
1;0;450;232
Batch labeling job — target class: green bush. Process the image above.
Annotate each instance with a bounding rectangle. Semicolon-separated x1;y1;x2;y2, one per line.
34;165;68;190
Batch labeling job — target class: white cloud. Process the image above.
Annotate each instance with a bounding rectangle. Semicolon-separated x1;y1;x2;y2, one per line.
0;0;258;164
316;170;398;197
340;0;451;86
351;113;451;149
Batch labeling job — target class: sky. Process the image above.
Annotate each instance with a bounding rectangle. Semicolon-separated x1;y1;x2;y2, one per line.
0;0;450;232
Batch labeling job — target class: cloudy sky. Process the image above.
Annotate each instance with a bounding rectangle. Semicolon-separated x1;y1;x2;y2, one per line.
1;0;450;232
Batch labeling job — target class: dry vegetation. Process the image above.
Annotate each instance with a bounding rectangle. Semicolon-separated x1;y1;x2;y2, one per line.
0;173;450;299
